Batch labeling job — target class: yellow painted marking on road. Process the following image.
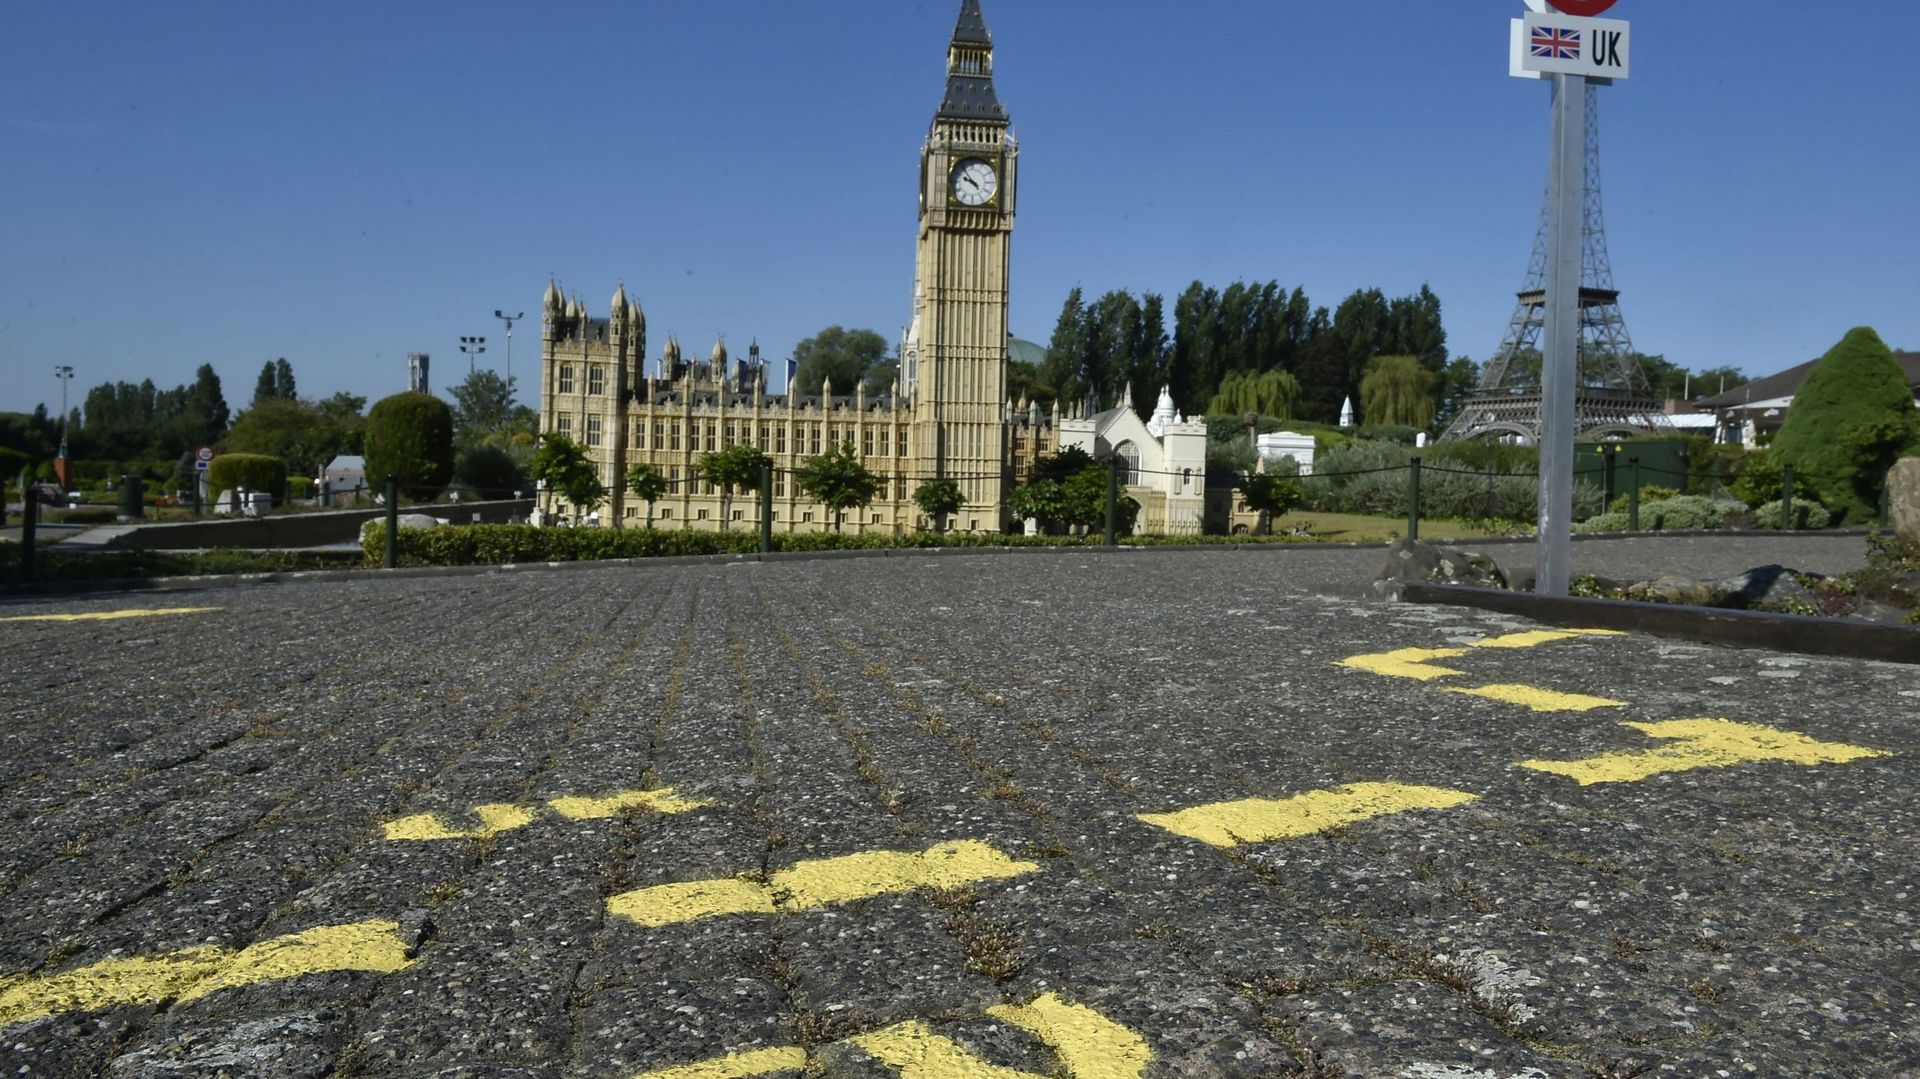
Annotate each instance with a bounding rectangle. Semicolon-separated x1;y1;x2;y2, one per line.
1518;719;1893;786
1138;782;1478;849
987;993;1152;1078
1338;647;1468;681
548;787;709;820
853;1019;1038;1077
0;606;221;624
1443;683;1625;713
632;996;1150;1079
630;1045;806;1079
383;786;706;841
607;840;1040;928
0;920;411;1028
381;802;536;841
1468;628;1624;649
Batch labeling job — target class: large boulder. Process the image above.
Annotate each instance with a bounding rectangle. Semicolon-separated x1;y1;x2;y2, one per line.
1891;457;1920;544
1374;538;1509;598
1709;565;1820;610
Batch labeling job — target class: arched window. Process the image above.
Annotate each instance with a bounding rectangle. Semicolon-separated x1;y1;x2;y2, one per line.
1112;441;1141;485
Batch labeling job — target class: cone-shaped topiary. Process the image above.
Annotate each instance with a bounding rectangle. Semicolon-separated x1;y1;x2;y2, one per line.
365;392;455;500
1769;327;1915;524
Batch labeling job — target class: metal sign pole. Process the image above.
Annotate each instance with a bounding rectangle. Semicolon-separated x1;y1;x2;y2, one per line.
1535;70;1586;597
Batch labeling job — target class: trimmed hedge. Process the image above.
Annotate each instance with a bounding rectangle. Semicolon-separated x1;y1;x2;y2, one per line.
365;392;455;499
1770;327;1914;523
359;523;1350;567
1752;499;1833;530
206;453;288;502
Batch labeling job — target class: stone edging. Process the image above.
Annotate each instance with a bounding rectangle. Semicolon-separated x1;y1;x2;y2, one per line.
1400;582;1920;666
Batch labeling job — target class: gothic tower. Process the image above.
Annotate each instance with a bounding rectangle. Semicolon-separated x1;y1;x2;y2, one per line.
905;0;1018;530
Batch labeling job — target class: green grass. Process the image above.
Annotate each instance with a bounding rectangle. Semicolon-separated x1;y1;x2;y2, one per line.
1270;511;1523;543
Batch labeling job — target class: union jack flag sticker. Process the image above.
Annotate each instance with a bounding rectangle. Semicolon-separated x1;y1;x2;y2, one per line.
1531;25;1582;61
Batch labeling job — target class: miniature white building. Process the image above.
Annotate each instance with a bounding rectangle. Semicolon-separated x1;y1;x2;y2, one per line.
1255;431;1316;476
1056;385;1208;535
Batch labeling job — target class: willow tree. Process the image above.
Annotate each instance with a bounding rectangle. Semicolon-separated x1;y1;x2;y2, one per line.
1358;355;1436;430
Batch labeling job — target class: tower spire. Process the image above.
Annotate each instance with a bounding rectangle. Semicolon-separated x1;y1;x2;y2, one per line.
1442;84;1669;442
938;1;1004;121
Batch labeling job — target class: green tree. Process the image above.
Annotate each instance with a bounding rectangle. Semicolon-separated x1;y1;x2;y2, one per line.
223;397;363;478
1769;326;1915;523
450;370;518;448
453;444;525;499
1041;288;1088;407
1359;355;1437;430
796;441;878;531
625;462;671;529
205;453;288;505
912;477;965;532
1238;471;1303;535
697;443;766;530
364;391;455;500
1207;369;1301;418
792;326;888;396
1434;356;1481;432
530;434;605;523
252;358;297;406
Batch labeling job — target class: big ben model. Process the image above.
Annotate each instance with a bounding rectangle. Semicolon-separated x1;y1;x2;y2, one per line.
907;0;1018;531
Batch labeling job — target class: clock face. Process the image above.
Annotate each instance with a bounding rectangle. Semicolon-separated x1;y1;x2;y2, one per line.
949;157;998;207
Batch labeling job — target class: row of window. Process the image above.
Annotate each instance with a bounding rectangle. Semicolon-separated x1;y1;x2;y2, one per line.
555;364;609;396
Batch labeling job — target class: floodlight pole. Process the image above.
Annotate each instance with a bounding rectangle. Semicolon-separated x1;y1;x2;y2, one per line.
459;335;487;376
1535;71;1585;597
494;310;524;399
52;365;74;458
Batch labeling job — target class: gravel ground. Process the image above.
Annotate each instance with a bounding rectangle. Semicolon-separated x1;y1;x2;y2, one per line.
0;540;1912;1077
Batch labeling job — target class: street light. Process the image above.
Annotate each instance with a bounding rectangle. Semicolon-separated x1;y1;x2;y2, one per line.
494;309;524;399
459;336;487;376
52;365;73;458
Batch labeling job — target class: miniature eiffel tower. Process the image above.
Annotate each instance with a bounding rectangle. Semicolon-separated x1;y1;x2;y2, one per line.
1443;84;1670;442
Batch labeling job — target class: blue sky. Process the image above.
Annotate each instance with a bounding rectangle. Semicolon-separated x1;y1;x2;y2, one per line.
3;1;1914;417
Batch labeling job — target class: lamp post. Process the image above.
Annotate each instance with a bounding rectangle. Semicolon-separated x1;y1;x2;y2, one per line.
459;336;487;376
494;309;523;399
52;365;73;458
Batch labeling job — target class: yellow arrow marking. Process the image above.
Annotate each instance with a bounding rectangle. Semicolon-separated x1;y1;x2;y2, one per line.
1138;782;1477;848
986;993;1153;1079
630;1045;806;1079
0;920;412;1028
852;1020;1038;1078
549;787;708;820
0;606;221;624
607;840;1040;928
630;994;1150;1079
382;786;709;841
382;802;537;841
1443;683;1624;713
1518;719;1893;786
1338;647;1468;681
1469;628;1623;649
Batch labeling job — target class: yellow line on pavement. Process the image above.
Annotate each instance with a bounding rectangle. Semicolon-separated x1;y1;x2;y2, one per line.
0;920;412;1028
1443;683;1625;713
607;840;1040;928
1517;719;1893;786
630;1046;806;1079
986;993;1153;1079
0;606;221;624
1469;628;1623;649
1338;647;1468;681
852;1020;1038;1078
382;786;709;841
1137;782;1478;848
630;994;1150;1079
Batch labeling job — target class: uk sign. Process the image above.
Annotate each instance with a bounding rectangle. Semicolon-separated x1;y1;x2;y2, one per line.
1511;11;1630;80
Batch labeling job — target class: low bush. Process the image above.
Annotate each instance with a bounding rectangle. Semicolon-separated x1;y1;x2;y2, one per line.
1300;438;1601;522
1575;512;1629;534
1607;486;1679;514
1574;495;1725;533
206;453;288;502
1751;499;1833;530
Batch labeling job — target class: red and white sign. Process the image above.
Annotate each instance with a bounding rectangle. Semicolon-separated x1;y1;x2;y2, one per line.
196;445;214;463
1547;0;1619;15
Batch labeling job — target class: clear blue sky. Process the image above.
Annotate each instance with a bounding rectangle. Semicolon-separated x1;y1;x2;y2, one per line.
3;1;1914;417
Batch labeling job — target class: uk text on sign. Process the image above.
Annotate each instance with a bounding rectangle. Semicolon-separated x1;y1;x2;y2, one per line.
1513;13;1630;80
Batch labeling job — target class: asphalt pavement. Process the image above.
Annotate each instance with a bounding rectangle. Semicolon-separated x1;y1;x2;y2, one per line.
0;543;1912;1077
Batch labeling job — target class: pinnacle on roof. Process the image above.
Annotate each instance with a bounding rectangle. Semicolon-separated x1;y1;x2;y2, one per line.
938;0;1005;121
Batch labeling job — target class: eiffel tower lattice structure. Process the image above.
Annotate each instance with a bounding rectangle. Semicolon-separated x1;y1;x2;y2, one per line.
1443;84;1671;443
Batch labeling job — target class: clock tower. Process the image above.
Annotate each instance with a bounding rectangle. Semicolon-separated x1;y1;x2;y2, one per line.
906;0;1018;530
